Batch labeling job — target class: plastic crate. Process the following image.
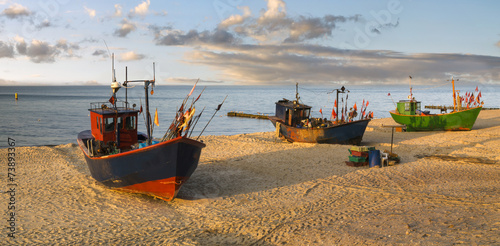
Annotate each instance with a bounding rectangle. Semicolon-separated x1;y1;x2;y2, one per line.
346;161;368;167
348;155;367;162
348;149;369;157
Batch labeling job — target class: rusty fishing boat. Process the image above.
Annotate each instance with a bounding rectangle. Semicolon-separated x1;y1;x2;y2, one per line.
269;84;372;144
390;77;483;131
77;59;208;201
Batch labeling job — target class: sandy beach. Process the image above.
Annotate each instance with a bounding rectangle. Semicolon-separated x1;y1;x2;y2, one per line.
2;110;499;245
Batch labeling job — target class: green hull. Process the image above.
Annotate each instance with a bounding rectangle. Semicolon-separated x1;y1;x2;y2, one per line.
390;107;482;132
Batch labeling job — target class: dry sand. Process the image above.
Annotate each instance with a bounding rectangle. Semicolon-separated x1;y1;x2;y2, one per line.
1;110;499;245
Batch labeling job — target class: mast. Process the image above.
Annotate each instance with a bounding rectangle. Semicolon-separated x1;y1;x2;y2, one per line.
124;66;128;108
452;77;457;111
295;82;300;102
144;81;152;145
409;75;413;101
123;63;156;145
328;86;348;123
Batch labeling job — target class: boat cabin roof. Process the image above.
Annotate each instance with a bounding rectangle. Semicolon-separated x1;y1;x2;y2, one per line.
398;99;420;103
89;102;139;115
275;99;312;110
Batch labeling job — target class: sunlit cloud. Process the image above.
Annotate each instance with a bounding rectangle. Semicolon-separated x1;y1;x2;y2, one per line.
114;4;122;17
84;6;96;18
182;44;500;85
119;51;145;61
114;18;136;37
1;3;30;19
129;0;150;17
219;6;251;29
25;40;58;63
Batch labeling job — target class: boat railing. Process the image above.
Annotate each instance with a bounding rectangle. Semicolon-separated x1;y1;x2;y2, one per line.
89;102;132;112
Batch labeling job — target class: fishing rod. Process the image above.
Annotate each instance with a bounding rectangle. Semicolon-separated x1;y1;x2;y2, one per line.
188;106;206;138
197;95;228;140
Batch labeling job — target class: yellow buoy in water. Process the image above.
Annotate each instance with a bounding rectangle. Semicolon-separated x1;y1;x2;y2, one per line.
15;93;18;100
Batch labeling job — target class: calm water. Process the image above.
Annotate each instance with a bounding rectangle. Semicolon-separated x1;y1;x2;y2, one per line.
1;83;499;147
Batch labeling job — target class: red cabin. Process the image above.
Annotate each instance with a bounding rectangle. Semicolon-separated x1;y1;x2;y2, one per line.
89;102;139;150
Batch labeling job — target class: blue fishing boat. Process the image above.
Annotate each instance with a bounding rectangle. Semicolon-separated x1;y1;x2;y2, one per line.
77;59;206;201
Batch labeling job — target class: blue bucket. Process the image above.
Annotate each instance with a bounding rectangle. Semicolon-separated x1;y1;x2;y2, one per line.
369;150;381;168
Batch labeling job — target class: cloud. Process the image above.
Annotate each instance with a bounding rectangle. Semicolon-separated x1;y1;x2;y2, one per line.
25;40;59;63
10;38;80;63
14;35;26;54
84;6;96;18
153;28;237;46
219;6;251;29
119;51;145;61
0;41;14;58
114;4;122;17
284;15;361;43
260;0;286;20
1;3;30;19
55;39;80;57
92;49;108;57
158;0;360;46
182;44;500;85
114;19;136;37
129;0;150;17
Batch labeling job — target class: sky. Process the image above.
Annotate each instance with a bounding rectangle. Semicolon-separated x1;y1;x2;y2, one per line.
0;0;499;86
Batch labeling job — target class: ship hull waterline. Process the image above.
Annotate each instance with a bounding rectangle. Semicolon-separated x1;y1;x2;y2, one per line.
389;107;482;132
77;130;205;201
269;117;371;145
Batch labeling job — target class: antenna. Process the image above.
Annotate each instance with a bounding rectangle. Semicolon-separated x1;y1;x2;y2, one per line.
112;53;116;82
409;75;413;100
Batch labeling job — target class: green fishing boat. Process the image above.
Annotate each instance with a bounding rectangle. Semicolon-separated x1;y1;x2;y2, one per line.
389;77;483;132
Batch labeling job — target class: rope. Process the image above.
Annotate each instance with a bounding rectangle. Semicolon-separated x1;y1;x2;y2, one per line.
412;82;449;91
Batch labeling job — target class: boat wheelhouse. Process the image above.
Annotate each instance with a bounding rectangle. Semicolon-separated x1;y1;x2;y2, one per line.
86;101;141;155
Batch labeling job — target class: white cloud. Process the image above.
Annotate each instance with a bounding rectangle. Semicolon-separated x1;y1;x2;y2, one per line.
119;51;145;61
219;6;251;29
130;0;150;17
1;3;30;19
114;19;136;37
84;6;96;18
260;0;286;21
114;4;122;17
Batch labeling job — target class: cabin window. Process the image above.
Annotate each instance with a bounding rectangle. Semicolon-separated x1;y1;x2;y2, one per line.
117;117;123;130
405;102;410;111
304;109;310;118
98;117;102;134
125;116;136;130
96;116;99;129
416;102;421;110
104;117;115;132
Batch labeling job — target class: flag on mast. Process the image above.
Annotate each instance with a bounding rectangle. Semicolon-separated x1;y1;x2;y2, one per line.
154;108;159;126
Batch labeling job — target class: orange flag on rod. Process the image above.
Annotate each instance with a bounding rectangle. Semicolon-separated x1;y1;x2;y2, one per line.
188;80;198;97
353;103;357;111
331;108;337;119
154;108;159;126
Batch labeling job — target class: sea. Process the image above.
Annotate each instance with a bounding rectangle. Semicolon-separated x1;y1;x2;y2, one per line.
1;83;499;147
